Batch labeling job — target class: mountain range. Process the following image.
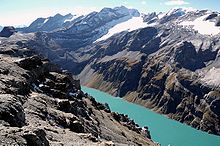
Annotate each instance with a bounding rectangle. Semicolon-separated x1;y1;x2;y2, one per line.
14;6;220;135
1;5;220;145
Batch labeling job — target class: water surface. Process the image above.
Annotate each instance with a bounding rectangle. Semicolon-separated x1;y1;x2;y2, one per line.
82;86;220;146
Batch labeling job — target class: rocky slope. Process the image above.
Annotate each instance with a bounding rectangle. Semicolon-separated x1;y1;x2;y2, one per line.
0;31;157;145
14;6;220;136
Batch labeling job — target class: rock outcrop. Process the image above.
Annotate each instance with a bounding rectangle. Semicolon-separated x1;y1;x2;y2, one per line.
216;16;220;26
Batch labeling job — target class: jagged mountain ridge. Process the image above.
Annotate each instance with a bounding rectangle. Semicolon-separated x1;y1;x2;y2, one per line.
17;13;74;32
17;6;140;34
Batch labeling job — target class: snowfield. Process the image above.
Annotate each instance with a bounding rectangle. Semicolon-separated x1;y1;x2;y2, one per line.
179;14;220;35
96;16;149;42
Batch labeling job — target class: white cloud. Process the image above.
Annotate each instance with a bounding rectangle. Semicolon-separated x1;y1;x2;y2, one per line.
141;1;147;5
164;0;189;6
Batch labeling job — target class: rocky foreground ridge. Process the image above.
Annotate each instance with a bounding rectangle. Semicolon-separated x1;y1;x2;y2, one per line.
0;31;157;146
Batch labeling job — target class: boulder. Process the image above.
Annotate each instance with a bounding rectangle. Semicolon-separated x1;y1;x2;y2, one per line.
204;13;218;20
0;94;25;127
69;120;85;133
17;56;43;70
57;99;71;112
23;129;49;146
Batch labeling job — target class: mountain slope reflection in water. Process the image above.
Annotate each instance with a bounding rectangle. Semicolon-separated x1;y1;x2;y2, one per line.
82;86;220;146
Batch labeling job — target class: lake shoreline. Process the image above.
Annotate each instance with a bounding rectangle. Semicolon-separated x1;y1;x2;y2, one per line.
82;86;220;146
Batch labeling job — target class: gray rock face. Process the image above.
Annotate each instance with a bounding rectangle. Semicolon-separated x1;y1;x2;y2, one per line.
205;13;218;20
173;41;205;71
216;16;220;26
0;34;156;146
0;26;17;37
143;12;157;24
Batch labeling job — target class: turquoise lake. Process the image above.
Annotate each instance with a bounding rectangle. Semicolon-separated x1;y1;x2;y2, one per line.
82;86;220;146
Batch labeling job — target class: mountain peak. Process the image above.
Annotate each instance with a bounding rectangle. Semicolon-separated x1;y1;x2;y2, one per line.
0;26;17;37
53;13;64;18
98;6;140;17
166;7;196;17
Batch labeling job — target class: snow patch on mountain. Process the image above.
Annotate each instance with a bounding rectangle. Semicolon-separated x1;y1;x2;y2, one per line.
96;16;148;42
43;18;49;24
201;67;220;87
179;14;220;35
64;15;78;23
158;12;166;19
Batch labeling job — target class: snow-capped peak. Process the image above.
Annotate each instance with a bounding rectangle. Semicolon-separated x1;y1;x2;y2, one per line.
157;7;196;20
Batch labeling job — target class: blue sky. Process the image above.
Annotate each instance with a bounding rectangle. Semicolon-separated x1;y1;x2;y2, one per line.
0;0;220;26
